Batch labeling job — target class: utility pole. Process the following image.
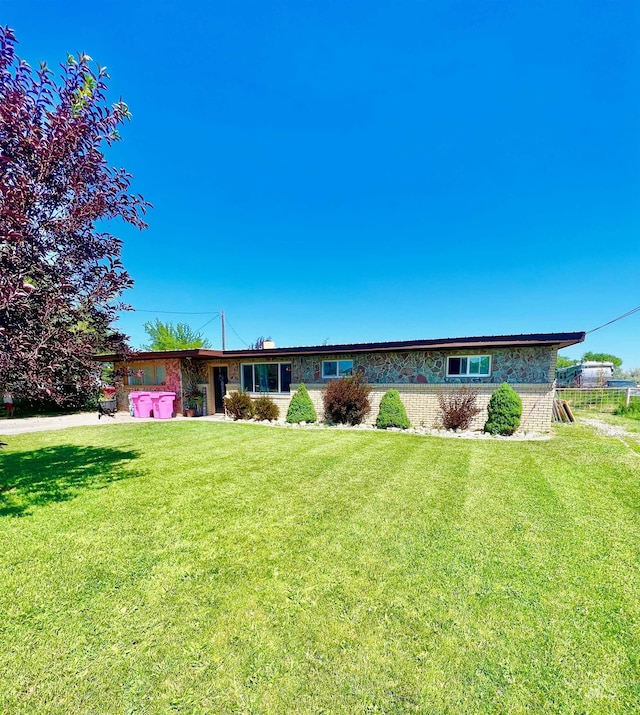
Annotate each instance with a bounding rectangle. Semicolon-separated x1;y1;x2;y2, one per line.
221;309;226;351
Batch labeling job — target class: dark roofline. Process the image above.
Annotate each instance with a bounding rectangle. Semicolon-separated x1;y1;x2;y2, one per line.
95;331;586;362
95;348;225;362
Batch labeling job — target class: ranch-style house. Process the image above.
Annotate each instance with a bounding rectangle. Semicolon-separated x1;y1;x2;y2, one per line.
98;331;585;431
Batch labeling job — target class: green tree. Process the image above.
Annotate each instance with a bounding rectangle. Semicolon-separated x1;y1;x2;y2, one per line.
556;354;578;369
484;383;522;436
376;389;410;429
142;320;212;350
582;352;622;369
286;384;317;423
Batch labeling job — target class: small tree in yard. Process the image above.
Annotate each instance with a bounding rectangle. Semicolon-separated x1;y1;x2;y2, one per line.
0;27;149;405
484;383;522;435
323;372;371;425
438;387;481;430
286;383;316;423
376;389;410;429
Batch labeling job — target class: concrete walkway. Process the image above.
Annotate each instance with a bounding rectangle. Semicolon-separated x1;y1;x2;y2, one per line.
0;412;227;436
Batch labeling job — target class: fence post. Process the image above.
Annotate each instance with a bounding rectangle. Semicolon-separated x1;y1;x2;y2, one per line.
626;388;631;408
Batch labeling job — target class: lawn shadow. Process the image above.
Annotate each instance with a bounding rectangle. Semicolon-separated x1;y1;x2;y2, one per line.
0;444;140;517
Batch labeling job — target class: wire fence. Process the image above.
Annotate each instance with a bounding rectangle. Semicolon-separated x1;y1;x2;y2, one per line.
555;387;639;413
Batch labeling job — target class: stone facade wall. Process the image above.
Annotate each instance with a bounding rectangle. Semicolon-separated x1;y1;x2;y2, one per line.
114;358;182;415
112;345;559;428
215;346;558;430
227;345;555;386
297;346;554;385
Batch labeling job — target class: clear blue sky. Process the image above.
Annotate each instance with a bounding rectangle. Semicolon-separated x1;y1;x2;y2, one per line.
6;1;640;365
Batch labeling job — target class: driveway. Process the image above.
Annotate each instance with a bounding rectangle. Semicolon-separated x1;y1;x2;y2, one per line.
0;412;156;435
0;412;230;436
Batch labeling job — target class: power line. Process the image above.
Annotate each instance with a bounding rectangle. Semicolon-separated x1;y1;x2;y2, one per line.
194;313;220;334
226;319;250;347
127;308;221;315
587;304;640;334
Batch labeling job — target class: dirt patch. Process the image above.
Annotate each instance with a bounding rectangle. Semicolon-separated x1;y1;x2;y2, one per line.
580;418;631;439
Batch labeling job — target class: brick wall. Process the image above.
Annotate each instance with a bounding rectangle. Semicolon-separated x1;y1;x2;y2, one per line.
282;382;554;432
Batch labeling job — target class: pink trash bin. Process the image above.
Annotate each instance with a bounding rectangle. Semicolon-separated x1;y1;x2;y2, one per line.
151;392;176;419
130;391;153;418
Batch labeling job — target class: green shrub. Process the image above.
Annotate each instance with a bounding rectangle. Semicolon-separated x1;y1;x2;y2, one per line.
438;387;481;430
286;384;317;423
376;389;410;429
323;372;371;425
614;399;640;419
254;395;280;421
224;391;254;420
484;383;522;435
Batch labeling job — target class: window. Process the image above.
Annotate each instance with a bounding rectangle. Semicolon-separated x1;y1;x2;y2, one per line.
447;355;491;377
241;363;292;393
127;364;166;386
322;359;354;378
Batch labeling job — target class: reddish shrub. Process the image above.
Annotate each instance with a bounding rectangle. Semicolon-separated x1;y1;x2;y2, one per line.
224;391;254;420
253;395;280;421
323;373;371;425
438;387;481;430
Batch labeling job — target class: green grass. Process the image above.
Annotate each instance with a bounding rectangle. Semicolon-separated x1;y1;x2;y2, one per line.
575;408;640;436
1;421;639;714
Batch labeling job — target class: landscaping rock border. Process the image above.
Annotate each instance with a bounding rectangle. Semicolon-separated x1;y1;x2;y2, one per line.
220;415;550;440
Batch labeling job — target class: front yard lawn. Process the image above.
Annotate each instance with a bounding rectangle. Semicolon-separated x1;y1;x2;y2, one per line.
1;421;639;713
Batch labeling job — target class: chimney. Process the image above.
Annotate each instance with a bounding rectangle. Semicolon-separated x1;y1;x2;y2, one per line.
262;339;276;349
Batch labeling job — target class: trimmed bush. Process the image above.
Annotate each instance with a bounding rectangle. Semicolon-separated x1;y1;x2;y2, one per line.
376;389;410;429
484;383;522;435
438;387;481;430
323;372;371;425
254;395;280;421
286;383;317;423
224;391;254;420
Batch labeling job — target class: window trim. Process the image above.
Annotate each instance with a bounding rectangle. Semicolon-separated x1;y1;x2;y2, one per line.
321;359;354;379
241;362;292;393
446;355;492;378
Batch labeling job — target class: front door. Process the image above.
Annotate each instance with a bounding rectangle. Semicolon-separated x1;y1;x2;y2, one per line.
213;366;228;413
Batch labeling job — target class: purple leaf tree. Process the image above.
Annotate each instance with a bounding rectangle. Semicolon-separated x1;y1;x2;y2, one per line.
0;27;150;404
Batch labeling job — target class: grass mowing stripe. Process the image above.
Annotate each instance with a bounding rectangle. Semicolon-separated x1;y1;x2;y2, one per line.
1;422;639;713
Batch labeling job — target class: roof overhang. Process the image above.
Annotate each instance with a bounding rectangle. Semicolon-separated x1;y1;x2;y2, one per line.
95;331;586;362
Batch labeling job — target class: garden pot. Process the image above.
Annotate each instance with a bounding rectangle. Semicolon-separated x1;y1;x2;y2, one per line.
185;408;196;417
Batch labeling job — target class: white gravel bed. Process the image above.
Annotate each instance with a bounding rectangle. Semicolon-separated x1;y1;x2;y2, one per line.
580;418;632;439
218;416;550;441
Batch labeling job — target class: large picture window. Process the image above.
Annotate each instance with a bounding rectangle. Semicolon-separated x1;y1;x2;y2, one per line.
127;364;167;386
242;363;292;393
447;355;491;377
322;359;354;378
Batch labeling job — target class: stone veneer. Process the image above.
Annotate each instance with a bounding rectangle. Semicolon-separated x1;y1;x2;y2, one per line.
225;345;555;386
298;346;555;385
115;346;559;430
223;346;558;432
115;358;182;415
